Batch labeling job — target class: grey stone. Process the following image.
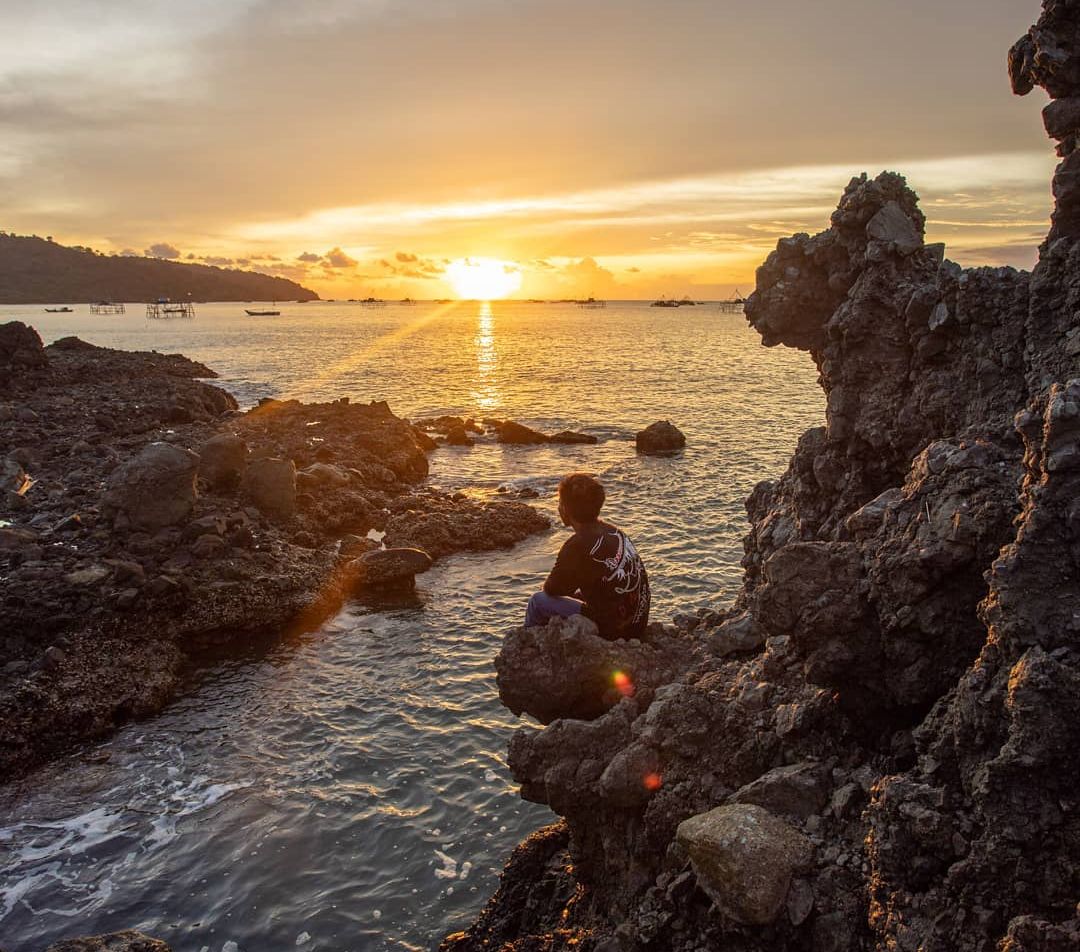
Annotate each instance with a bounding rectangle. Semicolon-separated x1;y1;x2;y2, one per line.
866;201;923;254
711;611;766;656
729;762;831;820
676;803;813;925
242;457;296;517
197;432;248;488
104;443;199;530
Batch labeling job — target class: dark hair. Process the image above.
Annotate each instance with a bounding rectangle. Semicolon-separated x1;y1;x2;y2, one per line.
558;472;605;522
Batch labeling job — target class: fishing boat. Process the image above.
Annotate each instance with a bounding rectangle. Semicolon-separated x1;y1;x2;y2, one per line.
245;308;280;316
650;297;680;308
45;306;73;313
360;297;387;308
576;297;606;308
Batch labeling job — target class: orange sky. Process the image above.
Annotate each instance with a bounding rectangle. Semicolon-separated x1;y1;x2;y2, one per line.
0;1;1057;298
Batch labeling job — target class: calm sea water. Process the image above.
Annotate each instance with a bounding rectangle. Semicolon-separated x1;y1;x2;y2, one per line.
0;301;822;952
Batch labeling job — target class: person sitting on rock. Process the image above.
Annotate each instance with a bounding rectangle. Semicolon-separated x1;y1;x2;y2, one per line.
525;472;651;639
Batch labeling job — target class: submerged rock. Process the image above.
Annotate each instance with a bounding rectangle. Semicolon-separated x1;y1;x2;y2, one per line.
497;420;549;444
42;931;172;952
635;420;685;454
548;430;598;444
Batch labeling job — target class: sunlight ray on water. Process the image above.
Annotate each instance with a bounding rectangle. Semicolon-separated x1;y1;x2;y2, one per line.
471;303;500;412
0;301;823;951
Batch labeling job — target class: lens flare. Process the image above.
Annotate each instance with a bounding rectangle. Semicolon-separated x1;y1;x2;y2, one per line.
612;670;635;697
643;773;662;792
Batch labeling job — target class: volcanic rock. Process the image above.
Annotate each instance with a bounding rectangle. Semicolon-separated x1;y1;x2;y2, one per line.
446;425;475;446
197;432;247;489
675;804;813;925
104;443;199;530
242;457;296;518
41;930;172;952
450;9;1080;949
548;430;598;444
496;614;692;725
635;420;686;454
351;546;432;588
1;457;29;494
0;320;47;371
497;420;549;444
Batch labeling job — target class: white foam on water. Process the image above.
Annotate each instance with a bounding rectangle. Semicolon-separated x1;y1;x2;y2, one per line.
433;850;457;880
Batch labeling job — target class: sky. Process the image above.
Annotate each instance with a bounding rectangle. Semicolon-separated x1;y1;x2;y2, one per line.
0;0;1059;299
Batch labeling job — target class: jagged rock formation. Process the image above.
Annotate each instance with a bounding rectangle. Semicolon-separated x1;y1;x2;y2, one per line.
445;4;1080;950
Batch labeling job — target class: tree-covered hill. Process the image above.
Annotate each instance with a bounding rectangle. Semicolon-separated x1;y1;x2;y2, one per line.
0;233;319;303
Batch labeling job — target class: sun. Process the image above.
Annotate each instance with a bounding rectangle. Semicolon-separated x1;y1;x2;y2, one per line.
446;257;522;300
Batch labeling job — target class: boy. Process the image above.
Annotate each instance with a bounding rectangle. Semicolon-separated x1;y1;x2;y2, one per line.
525;473;650;640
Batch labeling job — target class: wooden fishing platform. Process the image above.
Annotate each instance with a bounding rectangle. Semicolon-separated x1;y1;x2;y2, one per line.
146;299;195;319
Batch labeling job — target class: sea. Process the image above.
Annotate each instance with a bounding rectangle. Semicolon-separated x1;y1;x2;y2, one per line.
0;300;822;952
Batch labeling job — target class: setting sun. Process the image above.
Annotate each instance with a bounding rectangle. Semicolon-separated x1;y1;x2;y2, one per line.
445;257;522;300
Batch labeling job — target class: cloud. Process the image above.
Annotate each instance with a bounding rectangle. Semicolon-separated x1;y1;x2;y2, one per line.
297;251;321;262
324;246;357;268
626;266;641;272
145;241;181;259
202;255;235;267
378;252;445;276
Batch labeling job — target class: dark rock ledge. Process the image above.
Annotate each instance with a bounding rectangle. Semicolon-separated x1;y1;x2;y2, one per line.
443;3;1080;950
0;330;549;785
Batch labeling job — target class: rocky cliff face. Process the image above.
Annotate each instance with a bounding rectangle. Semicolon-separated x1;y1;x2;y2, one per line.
445;4;1080;950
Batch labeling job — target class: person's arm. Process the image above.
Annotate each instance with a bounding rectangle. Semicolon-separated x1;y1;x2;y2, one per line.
544;537;581;596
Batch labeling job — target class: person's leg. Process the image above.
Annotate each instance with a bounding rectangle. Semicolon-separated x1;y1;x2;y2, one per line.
525;590;583;627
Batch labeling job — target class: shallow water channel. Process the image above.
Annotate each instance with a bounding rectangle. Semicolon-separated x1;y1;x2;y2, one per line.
0;302;822;950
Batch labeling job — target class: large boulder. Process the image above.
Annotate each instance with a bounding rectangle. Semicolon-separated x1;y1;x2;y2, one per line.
104;443;199;530
0;321;47;371
676;804;814;925
196;432;247;489
635;420;686;454
351;546;432;588
242;457;296;517
496;614;690;724
497;421;550;444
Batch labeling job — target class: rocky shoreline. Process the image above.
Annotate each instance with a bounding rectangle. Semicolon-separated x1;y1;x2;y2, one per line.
0;326;549;783
442;5;1080;951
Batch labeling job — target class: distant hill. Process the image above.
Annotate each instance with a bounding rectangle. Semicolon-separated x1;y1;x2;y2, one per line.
0;233;319;303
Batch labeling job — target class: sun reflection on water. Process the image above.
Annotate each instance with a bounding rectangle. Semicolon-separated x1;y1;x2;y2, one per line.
471;302;501;412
